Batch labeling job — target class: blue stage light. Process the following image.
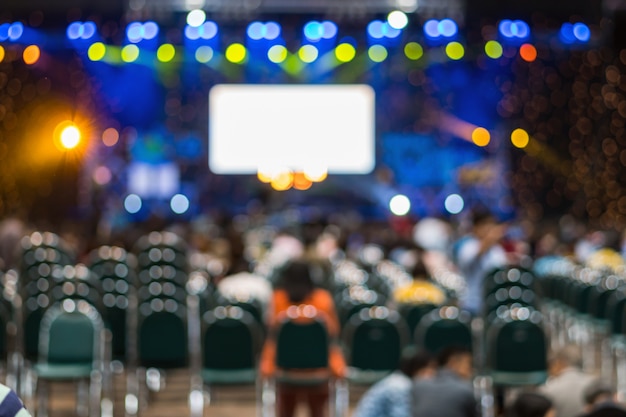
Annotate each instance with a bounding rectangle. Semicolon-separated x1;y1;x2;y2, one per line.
0;23;9;41
81;21;97;39
511;20;529;38
559;23;575;44
304;21;323;41
67;22;82;40
367;20;385;39
8;22;24;41
573;22;590;42
264;22;281;40
142;21;159;40
126;22;143;43
498;20;513;38
321;21;337;39
199;21;218;40
382;22;402;38
185;25;200;40
247;21;264;40
424;19;440;38
438;19;457;37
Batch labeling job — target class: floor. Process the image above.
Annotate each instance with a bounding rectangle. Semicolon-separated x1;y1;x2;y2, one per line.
32;368;363;417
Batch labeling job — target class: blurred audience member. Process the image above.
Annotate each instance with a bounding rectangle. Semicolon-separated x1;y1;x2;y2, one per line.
353;348;434;417
393;254;446;306
539;344;596;417
579;382;626;417
455;209;508;315
506;392;555;417
412;346;478;417
260;259;345;417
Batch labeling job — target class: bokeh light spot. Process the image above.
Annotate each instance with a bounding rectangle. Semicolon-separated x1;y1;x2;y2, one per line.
519;44;537;62
157;44;176;62
170;194;190;214
368;45;388;62
472;127;491;147
225;43;247;64
444;194;464;214
0;46;4;63
387;11;409;30
93;166;112;185
270;171;294;191
293;173;313;190
23;45;41;65
195;46;214;63
445;42;464;60
187;9;206;28
511;128;530;148
390;194;411;216
124;194;142;214
102;128;119;147
298;45;318;63
121;44;140;62
335;43;356;62
267;45;287;63
88;42;106;61
404;42;423;60
485;40;503;59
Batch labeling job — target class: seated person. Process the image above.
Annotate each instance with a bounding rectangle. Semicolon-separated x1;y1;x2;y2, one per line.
579;382;626;417
506;392;555;417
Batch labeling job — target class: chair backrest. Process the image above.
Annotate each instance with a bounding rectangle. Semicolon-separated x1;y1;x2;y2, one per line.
344;306;408;371
399;303;438;337
275;307;329;370
39;300;103;365
415;306;473;355
486;308;547;385
203;306;261;370
138;309;187;368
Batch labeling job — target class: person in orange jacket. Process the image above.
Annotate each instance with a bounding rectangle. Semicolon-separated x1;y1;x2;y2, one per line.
260;259;346;417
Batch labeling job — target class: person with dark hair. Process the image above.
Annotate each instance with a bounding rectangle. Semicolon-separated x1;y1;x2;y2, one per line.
506;392;555;417
578;381;626;417
260;259;345;417
353;348;434;417
0;383;32;417
411;346;477;417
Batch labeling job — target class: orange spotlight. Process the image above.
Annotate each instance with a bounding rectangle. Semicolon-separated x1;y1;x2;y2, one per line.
519;44;537;62
471;127;491;147
23;45;41;65
293;172;313;190
53;121;82;151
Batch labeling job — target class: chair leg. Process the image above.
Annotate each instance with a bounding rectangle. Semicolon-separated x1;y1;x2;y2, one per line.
125;368;140;417
77;378;89;417
189;388;204;417
259;378;275;417
36;379;49;417
90;370;104;417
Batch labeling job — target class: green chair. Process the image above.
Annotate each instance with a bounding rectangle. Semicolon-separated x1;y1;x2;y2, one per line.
414;306;473;355
34;300;107;417
398;303;439;338
137;308;187;369
485;307;547;386
343;306;409;385
192;305;264;415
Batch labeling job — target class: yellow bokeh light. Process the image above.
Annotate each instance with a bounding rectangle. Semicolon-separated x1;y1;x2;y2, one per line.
303;166;328;183
225;43;247;64
484;40;503;59
88;42;106;61
60;125;81;150
0;46;5;63
157;44;176;62
404;42;423;60
368;45;388;63
445;42;464;60
195;46;214;63
268;45;288;63
511;128;530;148
23;45;41;65
270;171;294;191
335;43;356;63
102;128;119;147
471;127;491;147
298;45;318;63
121;45;140;62
293;172;313;190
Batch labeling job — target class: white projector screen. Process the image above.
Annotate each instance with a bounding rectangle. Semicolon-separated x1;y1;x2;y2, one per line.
208;84;375;174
